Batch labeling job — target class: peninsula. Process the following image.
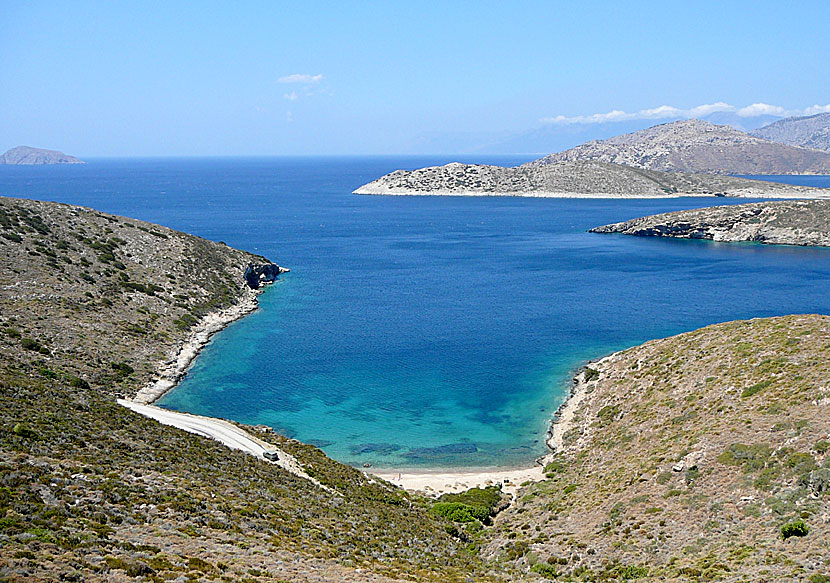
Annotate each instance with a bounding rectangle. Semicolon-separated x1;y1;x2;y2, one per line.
355;120;830;198
591;199;830;246
0;196;486;582
0;146;84;165
354;160;829;198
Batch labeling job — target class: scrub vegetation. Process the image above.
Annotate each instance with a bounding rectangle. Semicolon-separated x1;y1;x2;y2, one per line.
0;197;494;582
486;315;830;581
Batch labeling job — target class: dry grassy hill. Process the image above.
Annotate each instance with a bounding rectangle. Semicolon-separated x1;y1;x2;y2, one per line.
0;196;493;582
485;316;830;582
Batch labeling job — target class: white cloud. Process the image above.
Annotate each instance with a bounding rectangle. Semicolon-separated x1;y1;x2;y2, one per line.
541;101;829;125
689;102;735;117
283;91;299;101
541;102;736;125
286;111;294;123
278;73;323;84
736;102;787;117
803;104;830;115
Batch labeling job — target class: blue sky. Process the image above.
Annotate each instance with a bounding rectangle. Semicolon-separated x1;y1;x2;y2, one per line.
1;0;829;156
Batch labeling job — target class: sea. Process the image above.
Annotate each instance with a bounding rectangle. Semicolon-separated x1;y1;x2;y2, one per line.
3;157;830;469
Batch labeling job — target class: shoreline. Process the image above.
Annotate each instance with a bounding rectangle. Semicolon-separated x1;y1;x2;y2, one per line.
368;358;611;496
126;270;609;498
131;286;265;405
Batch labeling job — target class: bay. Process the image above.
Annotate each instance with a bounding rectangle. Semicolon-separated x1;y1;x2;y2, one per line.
2;158;829;468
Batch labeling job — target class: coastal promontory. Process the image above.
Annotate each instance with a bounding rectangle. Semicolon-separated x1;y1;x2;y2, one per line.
0;196;484;582
354;159;829;198
591;199;830;246
0;145;84;165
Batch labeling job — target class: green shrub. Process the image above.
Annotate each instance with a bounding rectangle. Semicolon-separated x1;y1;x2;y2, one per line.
616;565;649;579
742;379;773;398
4;327;21;338
21;338;42;351
438;485;503;516
583;367;600;382
809;575;830;583
718;443;772;472
69;376;90;390
530;562;559;578
430;502;488;523
12;423;38;439
781;520;809;539
597;404;621;424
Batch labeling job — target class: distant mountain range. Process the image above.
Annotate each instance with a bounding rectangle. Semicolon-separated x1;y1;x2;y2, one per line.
532;119;830;175
751;112;830;152
0;146;84;165
406;112;786;155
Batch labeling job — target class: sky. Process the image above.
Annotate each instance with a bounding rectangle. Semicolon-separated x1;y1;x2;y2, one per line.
1;0;829;156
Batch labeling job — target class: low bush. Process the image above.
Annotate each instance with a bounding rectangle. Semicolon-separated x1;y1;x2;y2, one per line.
781;519;809;540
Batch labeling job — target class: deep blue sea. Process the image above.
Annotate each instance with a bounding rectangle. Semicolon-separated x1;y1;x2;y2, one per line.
3;158;830;469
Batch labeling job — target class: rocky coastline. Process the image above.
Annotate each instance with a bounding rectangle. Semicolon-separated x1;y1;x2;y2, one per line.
591;199;830;246
132;261;288;404
354;160;830;199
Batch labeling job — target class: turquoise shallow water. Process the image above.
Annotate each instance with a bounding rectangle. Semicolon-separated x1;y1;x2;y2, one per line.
3;158;830;468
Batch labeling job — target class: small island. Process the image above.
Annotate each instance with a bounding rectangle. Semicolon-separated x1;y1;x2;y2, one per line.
591;199;830;246
0;145;84;165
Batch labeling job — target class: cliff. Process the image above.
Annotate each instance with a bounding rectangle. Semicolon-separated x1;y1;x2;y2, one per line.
354;160;830;198
752;112;830;152
590;199;830;246
0;146;84;165
531;119;830;175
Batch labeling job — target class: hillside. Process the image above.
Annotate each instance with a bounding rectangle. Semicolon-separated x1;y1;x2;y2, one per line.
354;160;830;198
485;315;830;582
0;146;84;165
531;119;830;175
591;200;830;246
752;113;830;152
0;197;492;582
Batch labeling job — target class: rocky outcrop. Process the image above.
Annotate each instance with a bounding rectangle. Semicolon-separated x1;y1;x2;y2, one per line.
752;112;830;152
244;262;289;289
590;199;830;246
531;119;830;175
0;145;84;165
354;160;830;198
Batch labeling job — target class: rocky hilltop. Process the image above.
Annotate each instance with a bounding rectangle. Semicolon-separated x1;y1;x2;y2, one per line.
752;112;830;152
531;119;830;175
487;315;830;581
0;197;487;582
0;145;84;165
354;160;830;198
591;199;830;246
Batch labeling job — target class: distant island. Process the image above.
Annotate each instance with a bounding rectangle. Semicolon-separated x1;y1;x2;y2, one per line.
355;119;830;198
591;199;830;246
0;145;84;165
751;112;830;152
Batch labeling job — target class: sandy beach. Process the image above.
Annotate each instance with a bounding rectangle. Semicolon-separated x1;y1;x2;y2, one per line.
127;272;603;499
369;361;605;496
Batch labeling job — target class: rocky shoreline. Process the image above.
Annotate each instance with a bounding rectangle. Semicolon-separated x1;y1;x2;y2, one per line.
354;160;830;199
131;287;261;404
591;199;830;247
131;264;288;404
